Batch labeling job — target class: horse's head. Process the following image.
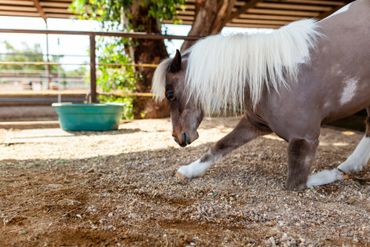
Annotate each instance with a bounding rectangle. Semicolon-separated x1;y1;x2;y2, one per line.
152;50;203;147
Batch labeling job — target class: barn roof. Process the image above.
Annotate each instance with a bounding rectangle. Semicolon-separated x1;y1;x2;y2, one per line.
0;0;352;28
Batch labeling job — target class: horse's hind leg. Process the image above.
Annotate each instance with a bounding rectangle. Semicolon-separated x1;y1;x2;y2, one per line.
176;116;269;179
338;108;370;172
307;108;370;187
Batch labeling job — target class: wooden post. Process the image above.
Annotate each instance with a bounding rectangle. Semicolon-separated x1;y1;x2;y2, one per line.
89;34;97;103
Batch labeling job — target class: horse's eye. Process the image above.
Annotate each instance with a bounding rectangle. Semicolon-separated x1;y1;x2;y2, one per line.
165;89;176;101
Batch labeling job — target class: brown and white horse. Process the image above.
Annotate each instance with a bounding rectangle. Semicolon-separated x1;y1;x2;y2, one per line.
152;0;370;190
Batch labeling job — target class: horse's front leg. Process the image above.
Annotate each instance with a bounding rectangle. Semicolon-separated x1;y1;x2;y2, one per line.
287;138;318;190
176;116;268;179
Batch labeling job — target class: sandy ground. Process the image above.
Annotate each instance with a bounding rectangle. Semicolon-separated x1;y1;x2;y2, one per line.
0;118;369;246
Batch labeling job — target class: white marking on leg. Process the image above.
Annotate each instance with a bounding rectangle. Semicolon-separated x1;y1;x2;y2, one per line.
177;159;213;178
340;77;358;105
307;169;343;187
338;136;370;172
307;136;370;187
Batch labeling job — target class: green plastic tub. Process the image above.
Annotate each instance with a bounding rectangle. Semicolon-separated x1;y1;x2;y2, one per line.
52;103;124;131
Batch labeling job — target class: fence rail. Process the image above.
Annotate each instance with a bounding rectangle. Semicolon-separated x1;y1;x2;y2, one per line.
0;29;201;40
0;90;153;107
0;28;202;103
0;61;158;68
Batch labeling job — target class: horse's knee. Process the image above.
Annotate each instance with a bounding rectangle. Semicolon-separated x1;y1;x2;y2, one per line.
287;138;318;190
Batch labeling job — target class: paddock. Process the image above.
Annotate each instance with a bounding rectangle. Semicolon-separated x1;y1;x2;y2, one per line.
0;118;369;246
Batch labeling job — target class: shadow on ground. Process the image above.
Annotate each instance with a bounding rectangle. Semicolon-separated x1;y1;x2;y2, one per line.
0;131;369;246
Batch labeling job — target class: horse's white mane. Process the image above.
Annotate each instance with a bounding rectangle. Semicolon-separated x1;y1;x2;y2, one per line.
152;19;320;114
152;58;171;102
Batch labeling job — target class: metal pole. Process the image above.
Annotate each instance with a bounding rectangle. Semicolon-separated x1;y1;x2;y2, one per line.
45;21;52;90
89;34;97;103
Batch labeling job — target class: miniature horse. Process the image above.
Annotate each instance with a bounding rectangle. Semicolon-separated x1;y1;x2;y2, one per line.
152;0;370;190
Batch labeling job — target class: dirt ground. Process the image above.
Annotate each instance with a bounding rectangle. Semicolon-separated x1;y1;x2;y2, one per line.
0;118;369;247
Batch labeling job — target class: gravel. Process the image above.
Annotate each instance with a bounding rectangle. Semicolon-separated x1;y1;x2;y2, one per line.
0;118;369;246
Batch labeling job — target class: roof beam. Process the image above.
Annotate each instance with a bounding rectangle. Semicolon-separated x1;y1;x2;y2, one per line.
45;13;74;18
277;0;344;6
175;13;303;22
0;0;33;6
231;18;290;25
0;5;36;11
239;14;301;21
32;0;46;19
164;19;279;29
40;2;71;8
247;8;320;17
44;7;72;13
227;23;280;28
0;10;40;17
317;0;352;19
229;0;260;20
256;2;332;12
0;0;350;28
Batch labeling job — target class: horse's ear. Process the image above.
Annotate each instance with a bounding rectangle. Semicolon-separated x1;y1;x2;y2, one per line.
169;49;182;73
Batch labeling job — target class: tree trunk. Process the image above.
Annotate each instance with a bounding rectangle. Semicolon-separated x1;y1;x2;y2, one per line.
129;0;238;118
129;2;169;119
181;0;236;51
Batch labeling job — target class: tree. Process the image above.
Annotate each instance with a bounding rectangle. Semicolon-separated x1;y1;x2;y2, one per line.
181;0;253;50
71;0;184;118
71;0;240;118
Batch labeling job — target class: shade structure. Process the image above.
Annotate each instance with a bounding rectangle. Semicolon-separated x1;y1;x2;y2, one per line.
0;0;352;28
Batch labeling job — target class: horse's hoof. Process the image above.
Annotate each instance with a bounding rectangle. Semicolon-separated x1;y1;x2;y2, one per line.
286;183;307;191
175;172;190;183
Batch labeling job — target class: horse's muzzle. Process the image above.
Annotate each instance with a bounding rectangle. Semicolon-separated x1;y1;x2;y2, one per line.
183;132;191;146
173;131;197;147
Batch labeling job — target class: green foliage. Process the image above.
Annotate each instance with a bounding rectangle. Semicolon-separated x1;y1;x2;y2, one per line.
147;0;184;21
97;39;136;92
71;0;183;119
97;37;137;119
99;94;134;119
71;1;134;119
70;0;184;25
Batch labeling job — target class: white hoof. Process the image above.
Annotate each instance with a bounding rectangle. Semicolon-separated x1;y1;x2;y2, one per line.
176;159;212;179
306;169;344;187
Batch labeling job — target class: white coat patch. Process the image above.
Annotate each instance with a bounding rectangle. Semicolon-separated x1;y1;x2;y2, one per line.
340;78;358;105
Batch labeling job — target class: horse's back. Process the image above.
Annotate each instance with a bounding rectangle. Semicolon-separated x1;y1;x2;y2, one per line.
303;0;370;121
261;0;370;129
